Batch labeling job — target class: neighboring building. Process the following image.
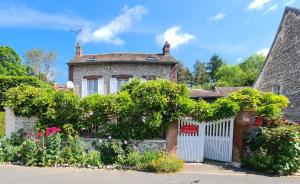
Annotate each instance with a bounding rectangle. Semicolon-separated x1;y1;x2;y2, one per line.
254;7;300;122
189;87;248;102
68;42;178;97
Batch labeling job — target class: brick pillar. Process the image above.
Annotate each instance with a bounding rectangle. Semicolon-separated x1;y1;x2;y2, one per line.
232;110;256;163
166;119;178;154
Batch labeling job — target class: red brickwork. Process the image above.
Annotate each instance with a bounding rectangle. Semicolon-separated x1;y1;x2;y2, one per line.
166;120;178;154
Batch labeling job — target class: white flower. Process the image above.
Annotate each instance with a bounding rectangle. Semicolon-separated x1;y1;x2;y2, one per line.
124;140;128;145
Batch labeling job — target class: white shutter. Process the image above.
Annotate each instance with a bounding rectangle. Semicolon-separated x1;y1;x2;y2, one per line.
98;78;105;95
81;79;88;97
110;78;117;94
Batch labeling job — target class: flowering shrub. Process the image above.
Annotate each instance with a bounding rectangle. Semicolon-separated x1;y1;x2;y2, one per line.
242;124;300;175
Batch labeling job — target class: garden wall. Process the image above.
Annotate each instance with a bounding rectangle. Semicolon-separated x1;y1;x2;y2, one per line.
84;138;166;153
4;107;38;137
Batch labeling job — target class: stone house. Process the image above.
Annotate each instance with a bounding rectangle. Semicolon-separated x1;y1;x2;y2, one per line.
67;42;178;97
254;7;300;122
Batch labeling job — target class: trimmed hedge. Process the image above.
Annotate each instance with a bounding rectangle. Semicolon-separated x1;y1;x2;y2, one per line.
0;76;48;110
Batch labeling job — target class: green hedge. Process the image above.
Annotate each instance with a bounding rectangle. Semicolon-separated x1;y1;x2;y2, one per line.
3;79;289;140
0;76;48;110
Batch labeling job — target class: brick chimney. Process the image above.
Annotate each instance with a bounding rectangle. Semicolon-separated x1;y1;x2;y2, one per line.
162;41;170;56
76;42;82;57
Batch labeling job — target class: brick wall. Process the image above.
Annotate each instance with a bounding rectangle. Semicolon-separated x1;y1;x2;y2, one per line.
166;120;178;154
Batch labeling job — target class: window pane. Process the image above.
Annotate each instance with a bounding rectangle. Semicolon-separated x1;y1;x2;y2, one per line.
117;79;128;91
87;79;98;94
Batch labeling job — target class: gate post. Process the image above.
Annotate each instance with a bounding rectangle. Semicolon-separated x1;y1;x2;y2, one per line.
166;119;178;154
232;110;256;164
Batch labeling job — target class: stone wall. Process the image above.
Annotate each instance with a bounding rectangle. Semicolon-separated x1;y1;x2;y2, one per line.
84;138;166;153
254;10;300;122
72;63;173;95
5;107;38;137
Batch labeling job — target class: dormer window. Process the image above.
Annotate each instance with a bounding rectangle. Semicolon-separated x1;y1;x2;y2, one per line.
87;57;96;61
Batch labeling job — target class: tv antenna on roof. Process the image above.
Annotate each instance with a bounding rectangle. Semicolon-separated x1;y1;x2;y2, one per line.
70;28;82;43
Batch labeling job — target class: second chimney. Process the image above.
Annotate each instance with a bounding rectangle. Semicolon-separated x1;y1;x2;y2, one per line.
76;42;82;57
162;41;170;56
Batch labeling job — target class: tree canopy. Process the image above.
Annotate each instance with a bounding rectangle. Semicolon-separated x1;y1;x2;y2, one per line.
0;46;27;76
24;48;57;82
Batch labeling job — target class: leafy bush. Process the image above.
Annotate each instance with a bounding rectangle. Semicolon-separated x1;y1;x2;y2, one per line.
125;151;183;173
61;135;87;165
93;140;130;165
0;111;4;137
242;125;300;175
143;154;184;173
0;76;47;110
84;150;102;167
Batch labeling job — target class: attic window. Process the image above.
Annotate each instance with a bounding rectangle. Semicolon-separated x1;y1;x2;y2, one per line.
87;58;96;61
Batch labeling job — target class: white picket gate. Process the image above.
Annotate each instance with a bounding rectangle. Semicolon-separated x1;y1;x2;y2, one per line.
177;117;234;163
177;118;205;162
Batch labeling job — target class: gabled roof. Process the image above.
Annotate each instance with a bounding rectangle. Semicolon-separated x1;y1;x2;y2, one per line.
68;52;178;65
253;6;300;88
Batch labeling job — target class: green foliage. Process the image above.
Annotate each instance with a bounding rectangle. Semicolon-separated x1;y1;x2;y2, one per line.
193;60;209;85
142;153;184;173
0;46;27;76
5;84;54;117
238;54;265;86
228;88;288;118
177;62;193;84
215;65;245;87
243;125;300;175
0;112;4;137
207;54;225;82
61;135;87;165
84;151;102;167
256;92;288;119
93;140;130;165
211;98;240;120
0;76;48;110
126;150;183;173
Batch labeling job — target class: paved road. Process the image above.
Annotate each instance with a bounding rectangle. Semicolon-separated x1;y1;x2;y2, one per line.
0;164;299;184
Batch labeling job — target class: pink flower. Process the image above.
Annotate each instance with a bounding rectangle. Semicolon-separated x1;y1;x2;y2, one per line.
108;136;112;139
45;127;61;136
16;152;22;157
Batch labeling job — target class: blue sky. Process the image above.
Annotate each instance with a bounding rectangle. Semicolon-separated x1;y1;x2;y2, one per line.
0;0;299;83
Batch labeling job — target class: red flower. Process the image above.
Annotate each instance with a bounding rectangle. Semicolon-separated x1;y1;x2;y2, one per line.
45;127;61;136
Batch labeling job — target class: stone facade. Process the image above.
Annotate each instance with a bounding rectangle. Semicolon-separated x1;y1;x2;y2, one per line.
71;63;174;95
254;7;300;122
68;42;178;96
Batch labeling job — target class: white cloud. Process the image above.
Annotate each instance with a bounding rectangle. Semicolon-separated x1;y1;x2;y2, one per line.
284;0;295;6
0;5;147;45
77;6;146;45
263;3;278;14
257;48;270;56
156;26;194;48
248;0;271;10
209;12;226;22
0;6;91;30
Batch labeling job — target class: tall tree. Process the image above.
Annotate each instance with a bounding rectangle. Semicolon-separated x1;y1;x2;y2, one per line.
239;54;265;85
207;54;225;82
193;60;209;86
215;65;246;87
177;62;192;84
0;46;27;76
24;48;57;82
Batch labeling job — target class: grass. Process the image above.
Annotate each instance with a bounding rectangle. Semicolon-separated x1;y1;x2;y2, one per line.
0;111;4;137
